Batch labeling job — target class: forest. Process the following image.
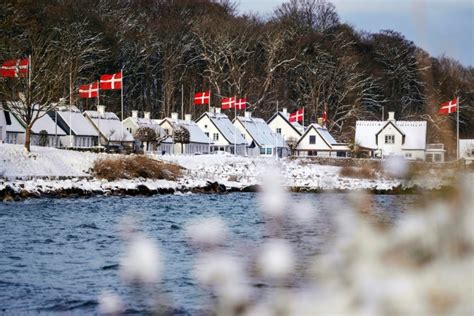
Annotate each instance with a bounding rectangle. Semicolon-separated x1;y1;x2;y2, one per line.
0;0;472;155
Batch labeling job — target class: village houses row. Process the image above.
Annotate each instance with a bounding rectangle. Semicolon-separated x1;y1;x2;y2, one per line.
1;103;473;161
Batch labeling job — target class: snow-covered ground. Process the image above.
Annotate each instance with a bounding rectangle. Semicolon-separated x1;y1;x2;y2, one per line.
0;144;452;196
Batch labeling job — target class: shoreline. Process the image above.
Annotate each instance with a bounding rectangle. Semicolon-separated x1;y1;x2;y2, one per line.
0;177;450;202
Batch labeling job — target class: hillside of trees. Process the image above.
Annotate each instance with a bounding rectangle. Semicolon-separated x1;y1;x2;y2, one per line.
1;0;472;155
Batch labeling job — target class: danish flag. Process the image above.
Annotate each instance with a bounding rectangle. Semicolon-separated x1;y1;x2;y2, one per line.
79;82;99;98
0;58;28;77
100;72;122;90
194;91;210;105
438;97;458;115
235;98;247;110
289;108;304;123
221;96;236;109
322;110;327;123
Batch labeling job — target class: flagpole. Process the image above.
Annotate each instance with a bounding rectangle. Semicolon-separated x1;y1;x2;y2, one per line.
234;97;237;156
457;96;460;161
69;71;72;148
181;84;184;120
97;81;100;147
121;69;124;144
208;90;211;154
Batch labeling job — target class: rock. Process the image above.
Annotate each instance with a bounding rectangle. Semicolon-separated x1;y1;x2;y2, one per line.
241;184;260;192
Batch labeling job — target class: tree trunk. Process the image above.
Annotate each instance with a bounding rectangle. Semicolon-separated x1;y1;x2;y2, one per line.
24;125;32;152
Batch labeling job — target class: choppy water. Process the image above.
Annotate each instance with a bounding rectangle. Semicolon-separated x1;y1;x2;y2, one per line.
0;193;418;314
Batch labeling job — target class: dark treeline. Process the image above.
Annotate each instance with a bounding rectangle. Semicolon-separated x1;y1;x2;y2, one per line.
1;0;472;151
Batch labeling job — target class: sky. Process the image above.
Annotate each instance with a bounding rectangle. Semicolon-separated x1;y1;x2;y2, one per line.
237;0;474;67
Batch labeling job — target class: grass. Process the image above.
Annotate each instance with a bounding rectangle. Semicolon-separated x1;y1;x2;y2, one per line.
339;165;378;179
92;155;182;181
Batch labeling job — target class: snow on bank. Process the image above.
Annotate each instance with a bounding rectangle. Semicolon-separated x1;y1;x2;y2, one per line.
0;144;450;194
0;144;100;178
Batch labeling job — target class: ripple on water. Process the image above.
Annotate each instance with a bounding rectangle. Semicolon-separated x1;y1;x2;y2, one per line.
0;193;417;314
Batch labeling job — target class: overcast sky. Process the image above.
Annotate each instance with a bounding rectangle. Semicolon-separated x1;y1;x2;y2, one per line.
237;0;473;66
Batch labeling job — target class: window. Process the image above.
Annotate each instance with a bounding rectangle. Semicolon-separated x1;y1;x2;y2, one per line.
266;148;272;155
426;153;433;162
242;134;246;139
405;153;412;158
164;128;170;135
205;132;209;137
308;150;318;156
260;148;266;155
213;133;219;141
204;124;208;129
385;135;395;144
434;154;442;162
276;128;282;134
309;135;316;144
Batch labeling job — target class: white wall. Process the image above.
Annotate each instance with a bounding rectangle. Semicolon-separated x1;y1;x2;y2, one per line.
376;124;404;157
268;115;301;142
0;112;6;142
296;127;332;151
122;118;138;136
196;115;231;146
233;119;252;146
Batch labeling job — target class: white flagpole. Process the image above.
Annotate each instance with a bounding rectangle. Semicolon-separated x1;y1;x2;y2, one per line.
208;91;211;154
457;96;460;161
234;97;237;156
69;71;72;148
121;69;124;143
97;81;101;147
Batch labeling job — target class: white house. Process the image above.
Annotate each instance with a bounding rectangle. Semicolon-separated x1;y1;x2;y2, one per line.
2;110;25;144
0;109;6;142
425;143;446;163
159;112;211;155
355;112;427;160
49;106;99;148
84;105;134;147
295;123;350;157
267;108;304;144
460;139;474;161
233;112;288;158
1;103;66;147
123;110;172;153
195;108;247;155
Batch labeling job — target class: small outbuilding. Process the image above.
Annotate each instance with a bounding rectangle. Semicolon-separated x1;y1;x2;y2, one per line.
295;123;350;157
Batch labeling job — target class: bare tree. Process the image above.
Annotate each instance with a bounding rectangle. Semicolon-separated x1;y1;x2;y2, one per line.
0;31;69;152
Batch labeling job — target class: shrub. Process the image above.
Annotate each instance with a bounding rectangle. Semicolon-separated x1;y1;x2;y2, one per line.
339;165;377;179
92;155;182;181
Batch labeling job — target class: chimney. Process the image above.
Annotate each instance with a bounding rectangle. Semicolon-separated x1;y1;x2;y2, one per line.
388;112;395;121
215;108;221;114
144;111;150;120
282;108;288;118
184;114;192;122
209;106;215;114
171;112;179;120
244;111;252;118
317;118;323;126
97;105;105;117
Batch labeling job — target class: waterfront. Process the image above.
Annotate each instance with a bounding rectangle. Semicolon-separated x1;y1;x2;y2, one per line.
0;193;418;314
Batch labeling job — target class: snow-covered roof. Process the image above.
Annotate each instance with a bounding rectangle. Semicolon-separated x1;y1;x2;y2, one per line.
355;120;426;150
84;110;134;142
56;106;98;136
124;116;166;135
236;116;287;148
160;117;210;144
3;111;25;133
30;111;66;135
200;112;246;145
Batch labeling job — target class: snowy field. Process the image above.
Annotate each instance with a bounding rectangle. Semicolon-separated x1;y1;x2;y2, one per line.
0;144;450;194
